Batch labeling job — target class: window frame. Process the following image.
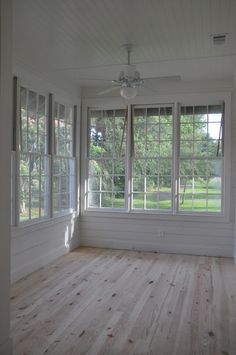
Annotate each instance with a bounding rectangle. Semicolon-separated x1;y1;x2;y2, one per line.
51;96;77;217
86;106;128;212
12;78;78;226
14;79;51;226
82;92;231;222
130;103;174;213
177;104;224;215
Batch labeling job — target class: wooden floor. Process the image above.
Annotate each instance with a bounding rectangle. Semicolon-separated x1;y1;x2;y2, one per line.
11;247;236;355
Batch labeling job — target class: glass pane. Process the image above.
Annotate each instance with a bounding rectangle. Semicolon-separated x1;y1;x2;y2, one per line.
28;91;37;120
133;176;145;192
61;193;69;210
101;192;112;207
20;176;29;221
101;175;112;191
113;175;124;192
113;160;125;175
88;192;100;208
38;95;46;117
113;193;125;208
88;176;100;191
146;176;158;192
132;193;144;209
53;194;60;213
132;159;145;175
134;124;146;140
31;192;40;220
147;107;159;123
207;195;221;212
146;193;159;209
133;108;146;123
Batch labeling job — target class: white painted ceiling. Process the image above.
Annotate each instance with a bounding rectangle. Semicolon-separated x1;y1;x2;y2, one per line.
13;0;236;89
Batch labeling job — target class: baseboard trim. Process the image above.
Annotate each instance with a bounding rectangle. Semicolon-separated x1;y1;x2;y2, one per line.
0;337;12;355
80;238;233;258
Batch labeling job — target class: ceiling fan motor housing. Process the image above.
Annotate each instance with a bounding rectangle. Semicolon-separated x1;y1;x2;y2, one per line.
118;65;144;88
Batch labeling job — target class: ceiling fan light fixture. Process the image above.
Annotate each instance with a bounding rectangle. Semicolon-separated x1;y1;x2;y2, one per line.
120;86;137;100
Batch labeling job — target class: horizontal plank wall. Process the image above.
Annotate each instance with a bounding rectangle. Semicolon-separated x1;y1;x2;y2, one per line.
11;68;81;282
79;215;234;257
11;215;79;282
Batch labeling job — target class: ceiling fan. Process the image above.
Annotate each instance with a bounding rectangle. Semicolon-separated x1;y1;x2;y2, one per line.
95;44;180;99
97;44;144;99
94;44;181;100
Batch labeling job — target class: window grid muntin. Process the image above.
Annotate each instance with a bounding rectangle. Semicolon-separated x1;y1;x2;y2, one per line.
131;105;173;211
19;86;49;224
87;108;127;209
54;102;74;157
53;156;76;213
20;87;48;154
19;152;50;222
53;102;76;215
178;104;223;213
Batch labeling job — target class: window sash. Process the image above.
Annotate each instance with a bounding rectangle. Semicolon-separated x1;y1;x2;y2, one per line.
12;79;78;225
52;101;77;215
19;152;50;223
87;108;127;210
177;104;224;214
131;105;174;212
52;156;76;215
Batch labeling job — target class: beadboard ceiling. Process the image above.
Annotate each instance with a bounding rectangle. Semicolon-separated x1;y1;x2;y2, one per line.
13;0;236;88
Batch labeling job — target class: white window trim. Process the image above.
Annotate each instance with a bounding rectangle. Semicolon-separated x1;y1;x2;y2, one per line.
51;95;77;217
81;91;231;222
12;78;79;227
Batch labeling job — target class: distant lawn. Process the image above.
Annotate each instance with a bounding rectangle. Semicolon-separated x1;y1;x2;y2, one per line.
100;185;221;212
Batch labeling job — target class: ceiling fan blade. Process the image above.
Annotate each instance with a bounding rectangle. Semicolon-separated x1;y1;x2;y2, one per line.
96;86;120;95
79;78;112;82
55;63;125;71
142;75;181;82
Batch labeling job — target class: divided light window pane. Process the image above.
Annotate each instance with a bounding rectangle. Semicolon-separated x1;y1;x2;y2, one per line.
53;102;76;214
19;87;49;223
54;102;73;157
19;153;50;222
131;106;173;211
179;105;223;213
88;109;127;209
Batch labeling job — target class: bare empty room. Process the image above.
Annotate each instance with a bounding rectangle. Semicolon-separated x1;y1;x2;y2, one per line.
0;0;236;354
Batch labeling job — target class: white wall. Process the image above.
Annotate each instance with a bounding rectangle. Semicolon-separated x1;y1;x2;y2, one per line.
11;67;81;282
80;80;235;258
11;214;79;282
0;1;12;354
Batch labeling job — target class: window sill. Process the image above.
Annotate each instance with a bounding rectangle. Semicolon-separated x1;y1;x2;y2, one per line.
11;211;78;238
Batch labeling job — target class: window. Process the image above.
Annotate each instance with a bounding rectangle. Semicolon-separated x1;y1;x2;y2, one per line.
53;102;76;214
12;79;78;225
131;106;173;211
178;105;223;213
86;101;225;216
19;87;50;222
87;109;127;209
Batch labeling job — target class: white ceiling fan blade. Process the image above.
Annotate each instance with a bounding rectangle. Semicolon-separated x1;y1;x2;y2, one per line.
142;75;181;82
79;78;112;82
96;86;120;95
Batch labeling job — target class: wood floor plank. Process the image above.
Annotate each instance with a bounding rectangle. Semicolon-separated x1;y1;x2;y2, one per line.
11;247;236;355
